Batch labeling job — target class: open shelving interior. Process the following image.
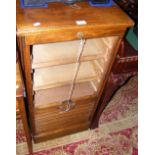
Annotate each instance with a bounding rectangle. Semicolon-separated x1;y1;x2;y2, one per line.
33;61;98;91
33;59;107;107
32;36;119;107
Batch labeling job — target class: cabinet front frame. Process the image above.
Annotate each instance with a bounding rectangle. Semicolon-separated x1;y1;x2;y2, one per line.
17;29;125;141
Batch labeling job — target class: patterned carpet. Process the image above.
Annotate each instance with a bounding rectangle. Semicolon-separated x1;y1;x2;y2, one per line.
16;75;138;155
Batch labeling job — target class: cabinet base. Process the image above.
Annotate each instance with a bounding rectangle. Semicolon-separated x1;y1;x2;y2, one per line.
33;122;90;143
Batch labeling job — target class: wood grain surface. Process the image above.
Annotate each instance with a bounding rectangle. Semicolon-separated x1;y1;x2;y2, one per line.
16;1;134;44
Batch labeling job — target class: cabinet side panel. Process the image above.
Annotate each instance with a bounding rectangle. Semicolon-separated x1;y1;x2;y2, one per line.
21;37;36;134
90;35;124;127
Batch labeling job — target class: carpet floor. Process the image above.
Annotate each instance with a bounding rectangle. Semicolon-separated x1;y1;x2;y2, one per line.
16;76;138;155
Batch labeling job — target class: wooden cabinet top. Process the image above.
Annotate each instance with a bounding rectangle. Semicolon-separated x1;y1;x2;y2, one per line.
16;1;134;38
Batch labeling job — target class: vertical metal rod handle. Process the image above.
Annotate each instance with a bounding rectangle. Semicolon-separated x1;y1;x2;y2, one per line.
67;34;86;103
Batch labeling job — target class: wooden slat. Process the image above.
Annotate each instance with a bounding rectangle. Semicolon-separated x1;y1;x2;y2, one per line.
33;61;97;91
34;100;95;134
35;106;93;124
35;115;90;134
33;121;90;143
35;96;96;112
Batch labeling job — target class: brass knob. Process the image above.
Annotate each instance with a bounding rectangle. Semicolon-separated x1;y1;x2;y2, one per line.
59;100;75;112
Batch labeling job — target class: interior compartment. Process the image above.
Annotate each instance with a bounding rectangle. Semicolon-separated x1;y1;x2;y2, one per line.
33;61;98;91
32;36;119;107
32;37;118;68
33;56;113;106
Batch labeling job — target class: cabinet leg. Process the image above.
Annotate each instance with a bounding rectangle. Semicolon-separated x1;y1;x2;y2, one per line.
91;73;132;129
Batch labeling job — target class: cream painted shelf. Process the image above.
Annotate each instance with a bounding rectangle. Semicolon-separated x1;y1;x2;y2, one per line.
33;61;98;91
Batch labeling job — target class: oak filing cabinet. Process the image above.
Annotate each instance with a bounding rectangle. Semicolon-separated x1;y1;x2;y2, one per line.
16;1;134;143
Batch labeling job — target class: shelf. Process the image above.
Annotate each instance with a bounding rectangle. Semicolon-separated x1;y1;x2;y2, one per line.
32;38;111;68
34;82;97;107
33;61;97;91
